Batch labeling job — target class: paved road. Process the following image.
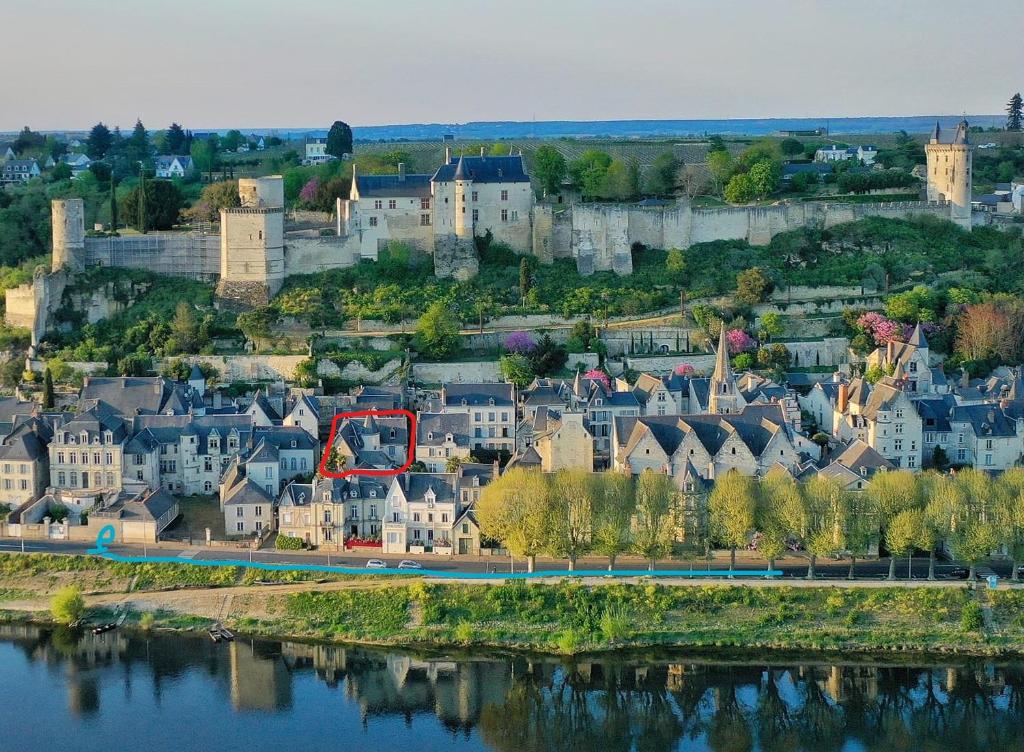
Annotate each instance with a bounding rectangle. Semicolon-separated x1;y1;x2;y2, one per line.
0;537;1014;582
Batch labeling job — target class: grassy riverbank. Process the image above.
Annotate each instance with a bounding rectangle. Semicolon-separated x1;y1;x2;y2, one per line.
1;552;1024;656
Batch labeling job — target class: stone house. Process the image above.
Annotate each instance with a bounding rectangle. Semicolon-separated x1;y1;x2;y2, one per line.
512;407;593;472
865;325;946;395
0;418;50;506
612;404;805;486
48;402;129;492
948;404;1024;470
830;376;924;470
154;155;194;179
219;447;278;536
330;413;409;471
437;383;516;452
815;439;895;492
277;474;389;547
416;412;472;472
88;487;179;543
0;158;40;184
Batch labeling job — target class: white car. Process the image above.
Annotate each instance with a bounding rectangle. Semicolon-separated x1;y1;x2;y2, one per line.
398;560;422;570
365;559;386;569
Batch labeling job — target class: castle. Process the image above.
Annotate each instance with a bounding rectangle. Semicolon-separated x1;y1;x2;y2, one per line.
6;124;974;345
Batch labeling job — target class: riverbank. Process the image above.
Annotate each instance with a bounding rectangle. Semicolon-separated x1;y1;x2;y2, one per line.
2;552;1024;657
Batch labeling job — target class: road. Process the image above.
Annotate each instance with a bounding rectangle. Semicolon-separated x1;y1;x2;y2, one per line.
0;538;1012;581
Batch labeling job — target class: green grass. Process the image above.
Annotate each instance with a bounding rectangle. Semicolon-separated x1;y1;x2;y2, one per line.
0;553;241;590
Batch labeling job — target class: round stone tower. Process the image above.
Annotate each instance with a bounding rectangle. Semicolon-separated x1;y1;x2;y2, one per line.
453;156;473;241
925;119;973;230
51;198;86;271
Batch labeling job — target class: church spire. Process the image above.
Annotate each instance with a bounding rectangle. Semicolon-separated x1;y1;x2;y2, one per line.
711;325;732;383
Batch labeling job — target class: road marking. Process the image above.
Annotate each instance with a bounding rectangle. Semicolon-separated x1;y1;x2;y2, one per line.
177;551;199;560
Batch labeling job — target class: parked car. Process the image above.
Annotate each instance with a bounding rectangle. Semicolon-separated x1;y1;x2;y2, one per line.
398;560;422;570
948;566;970;579
365;559;386;569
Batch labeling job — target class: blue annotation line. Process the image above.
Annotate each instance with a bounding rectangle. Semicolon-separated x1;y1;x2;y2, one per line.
87;525;782;580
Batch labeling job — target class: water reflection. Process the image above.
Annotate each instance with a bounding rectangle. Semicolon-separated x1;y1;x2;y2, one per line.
2;623;1024;751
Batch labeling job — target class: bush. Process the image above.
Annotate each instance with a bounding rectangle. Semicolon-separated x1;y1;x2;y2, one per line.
276;534;304;550
139;612;156;631
454;621;474;644
961;600;984;631
599;604;631;643
51;585;85;625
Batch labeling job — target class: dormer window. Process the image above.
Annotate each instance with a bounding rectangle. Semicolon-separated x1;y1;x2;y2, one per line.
290;440;296;448
446;433;453;442
104;431;113;443
427;431;434;441
298;493;305;503
351;487;358;497
369;489;376;497
81;432;88;444
322;491;330;501
488;397;495;406
389;429;396;439
461;398;468;406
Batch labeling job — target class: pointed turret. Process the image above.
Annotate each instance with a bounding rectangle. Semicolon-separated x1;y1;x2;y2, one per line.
453;155;469;181
953;118;969;145
930;121;941;144
907;322;928;349
712;326;731;382
362;413;378;432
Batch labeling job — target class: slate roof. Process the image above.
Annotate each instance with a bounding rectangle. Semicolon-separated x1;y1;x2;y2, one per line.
92;488;178;524
830;439;895;476
79;376;180;417
432;155;530;184
916;396;956;433
0;420;47;462
442;383;514;407
394;472;459;505
417;412;472;447
56;402;129;443
354;172;432;199
951;404;1018;438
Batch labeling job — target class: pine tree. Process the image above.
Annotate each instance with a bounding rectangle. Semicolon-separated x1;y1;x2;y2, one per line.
42;367;54;409
166;123;186;153
109;177;118;232
1008;93;1023;131
86;122;113;159
519;258;531;299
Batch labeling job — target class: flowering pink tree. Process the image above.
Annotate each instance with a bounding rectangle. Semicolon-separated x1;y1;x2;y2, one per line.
725;329;755;355
857;312;902;345
584;369;611;388
299;177;320;205
503;331;536;354
673;363;695;376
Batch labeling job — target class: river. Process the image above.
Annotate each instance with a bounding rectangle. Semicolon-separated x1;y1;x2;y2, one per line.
0;624;1020;751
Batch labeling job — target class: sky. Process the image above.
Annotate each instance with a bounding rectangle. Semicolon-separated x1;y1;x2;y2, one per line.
2;0;1022;132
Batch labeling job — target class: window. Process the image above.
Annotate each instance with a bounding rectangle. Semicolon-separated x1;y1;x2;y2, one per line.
368;216;378;227
420;213;431;226
420;198;430;210
388;199;397;210
237;522;245;532
237;507;244;517
500;189;508;201
373;200;382;210
471;191;478;202
57;472;65;485
511;210;519;221
472;209;479;222
264;467;272;479
105;452;112;465
57;452;65;464
462;523;469;534
204;481;212;493
501;209;508;222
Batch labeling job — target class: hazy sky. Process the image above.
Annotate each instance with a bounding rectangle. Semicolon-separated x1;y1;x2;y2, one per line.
3;0;1021;131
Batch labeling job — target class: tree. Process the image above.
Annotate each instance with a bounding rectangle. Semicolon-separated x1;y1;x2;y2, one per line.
165;123;187;153
600;159;639;201
885;508;922;580
736;267;775;304
954;299;1024;363
124;119;151;166
546;469;596;570
724;172;756;204
780;138;805;157
120;179;184;231
759;312;783;341
709;471;757;570
747;160;780;198
190;137;219;181
519;257;532;299
631;470;677;569
665;247;687;284
415;300;461;359
237;306;279;352
870;470;920;579
49;163;72;182
529;334;568;377
477;468;550;572
51;585;84;625
222;129;244;152
1007;92;1023;131
592;473;635;570
799;475;846;579
647;153;681;197
86;122;113;159
169;301;199;354
569;149;612;199
42;367;54;409
182;179;240;223
499;354;534;388
757;469;802;571
706;150;734;194
921;472;959;580
533;145;568;197
326;121;353;158
995;468;1024;581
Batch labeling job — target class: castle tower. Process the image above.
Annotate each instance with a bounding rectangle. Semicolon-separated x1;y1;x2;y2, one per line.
51;199;86;272
707;326;744;415
217;176;286;306
453;156;473;241
925;118;972;230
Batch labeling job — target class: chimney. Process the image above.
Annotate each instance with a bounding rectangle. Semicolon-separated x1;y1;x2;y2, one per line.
886;340;895;363
837;383;849;413
398;162;405;182
445;146;452;163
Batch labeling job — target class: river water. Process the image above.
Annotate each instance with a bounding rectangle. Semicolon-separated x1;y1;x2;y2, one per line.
0;624;1020;751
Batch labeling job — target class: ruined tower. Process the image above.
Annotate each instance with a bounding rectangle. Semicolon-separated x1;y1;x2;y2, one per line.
925;119;973;230
217;176;286;306
51;198;86;272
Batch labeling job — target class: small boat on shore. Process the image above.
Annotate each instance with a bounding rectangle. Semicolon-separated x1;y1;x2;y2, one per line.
208;623;234;643
92;622;117;635
208;628;222;643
